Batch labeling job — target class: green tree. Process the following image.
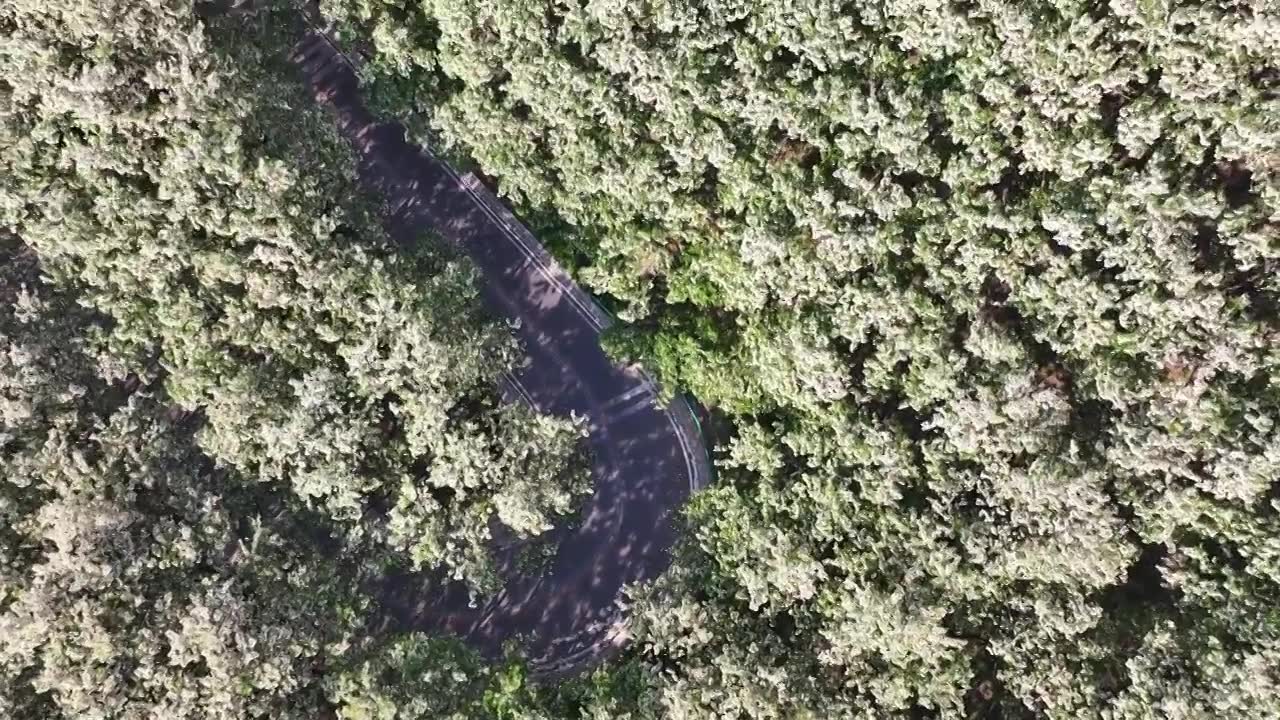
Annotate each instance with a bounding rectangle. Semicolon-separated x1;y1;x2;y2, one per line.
0;234;364;719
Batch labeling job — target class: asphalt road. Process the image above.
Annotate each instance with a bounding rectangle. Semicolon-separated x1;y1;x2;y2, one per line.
290;31;711;676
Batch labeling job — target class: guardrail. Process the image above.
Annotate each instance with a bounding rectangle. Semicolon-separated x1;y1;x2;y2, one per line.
458;174;612;332
669;394;715;491
456;175;715;492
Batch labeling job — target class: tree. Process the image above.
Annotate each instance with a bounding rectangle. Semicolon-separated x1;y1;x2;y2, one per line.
0;233;365;719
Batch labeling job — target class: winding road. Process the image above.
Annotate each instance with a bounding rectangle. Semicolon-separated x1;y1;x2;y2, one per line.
290;31;712;676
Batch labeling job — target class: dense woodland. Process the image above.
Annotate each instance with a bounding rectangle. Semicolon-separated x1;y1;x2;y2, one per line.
321;0;1279;717
2;0;1278;718
0;1;597;717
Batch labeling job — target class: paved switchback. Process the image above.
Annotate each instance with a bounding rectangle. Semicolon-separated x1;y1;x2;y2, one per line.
289;31;712;676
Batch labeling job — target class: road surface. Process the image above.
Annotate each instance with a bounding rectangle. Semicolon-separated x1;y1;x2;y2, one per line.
290;31;712;677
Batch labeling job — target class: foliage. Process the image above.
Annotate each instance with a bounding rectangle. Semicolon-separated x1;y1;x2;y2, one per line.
318;0;1280;717
0;0;588;593
0;234;359;719
328;633;665;720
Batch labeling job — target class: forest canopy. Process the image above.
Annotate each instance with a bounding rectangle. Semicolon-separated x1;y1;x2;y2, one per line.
0;0;588;593
317;0;1280;718
1;0;1277;718
0;1;594;717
